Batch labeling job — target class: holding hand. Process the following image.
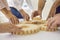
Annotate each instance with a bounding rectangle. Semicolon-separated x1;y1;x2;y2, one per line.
1;8;19;24
0;23;22;33
19;9;30;21
46;13;60;30
31;10;41;19
7;13;19;24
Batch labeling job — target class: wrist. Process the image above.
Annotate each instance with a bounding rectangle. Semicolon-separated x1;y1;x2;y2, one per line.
19;9;27;16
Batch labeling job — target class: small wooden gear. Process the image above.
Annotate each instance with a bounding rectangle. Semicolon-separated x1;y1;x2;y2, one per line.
21;20;46;24
11;24;41;35
32;16;41;20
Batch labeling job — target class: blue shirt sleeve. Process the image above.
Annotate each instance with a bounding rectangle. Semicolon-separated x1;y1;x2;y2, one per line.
10;7;23;19
56;6;60;14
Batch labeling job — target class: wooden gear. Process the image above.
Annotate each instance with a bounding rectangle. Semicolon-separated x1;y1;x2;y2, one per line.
11;24;41;35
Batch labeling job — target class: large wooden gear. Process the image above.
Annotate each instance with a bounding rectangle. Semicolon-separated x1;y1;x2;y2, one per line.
11;24;41;35
11;19;58;35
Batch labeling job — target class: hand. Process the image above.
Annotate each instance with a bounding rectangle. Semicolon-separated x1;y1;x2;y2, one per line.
7;13;19;24
19;9;30;21
46;14;60;30
23;13;30;21
31;10;41;19
1;9;19;24
0;23;22;33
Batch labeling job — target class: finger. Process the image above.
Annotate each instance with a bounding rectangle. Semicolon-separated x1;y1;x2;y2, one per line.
16;17;19;24
10;18;14;24
16;19;19;24
48;18;55;28
47;17;52;23
50;21;57;29
31;13;34;19
10;27;23;35
13;16;19;24
12;17;16;24
32;11;38;19
14;17;19;24
50;21;57;31
26;16;29;21
46;18;52;26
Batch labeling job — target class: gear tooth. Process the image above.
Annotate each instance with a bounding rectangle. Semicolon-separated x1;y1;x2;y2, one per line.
11;32;13;34
41;27;43;31
31;30;33;34
48;29;52;32
40;27;41;30
46;29;49;31
40;27;42;30
35;29;37;33
36;29;38;33
26;31;28;35
32;29;35;34
13;32;15;35
34;30;35;33
44;28;47;31
37;28;40;32
37;29;39;32
43;27;45;31
55;27;58;31
17;32;19;35
20;32;23;35
15;32;17;35
52;29;55;32
23;31;24;35
23;31;25;35
53;28;57;31
28;30;31;34
17;32;21;35
24;31;27;35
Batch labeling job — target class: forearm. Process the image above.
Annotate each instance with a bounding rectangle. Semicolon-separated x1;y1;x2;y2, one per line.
38;0;45;11
1;8;13;17
38;0;45;17
48;0;60;19
38;10;42;17
19;9;27;17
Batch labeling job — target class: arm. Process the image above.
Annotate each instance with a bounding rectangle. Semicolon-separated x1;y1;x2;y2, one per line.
48;0;60;19
47;0;60;30
1;8;19;24
13;0;30;21
38;0;46;11
19;9;30;21
0;23;22;33
0;0;19;24
32;0;46;18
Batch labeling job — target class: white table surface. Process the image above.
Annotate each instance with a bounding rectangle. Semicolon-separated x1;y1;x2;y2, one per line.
0;31;60;40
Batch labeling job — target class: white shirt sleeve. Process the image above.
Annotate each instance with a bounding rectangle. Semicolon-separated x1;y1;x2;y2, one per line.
13;0;23;10
7;0;23;10
0;11;9;23
42;0;56;20
7;0;15;7
0;0;5;10
29;0;39;10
